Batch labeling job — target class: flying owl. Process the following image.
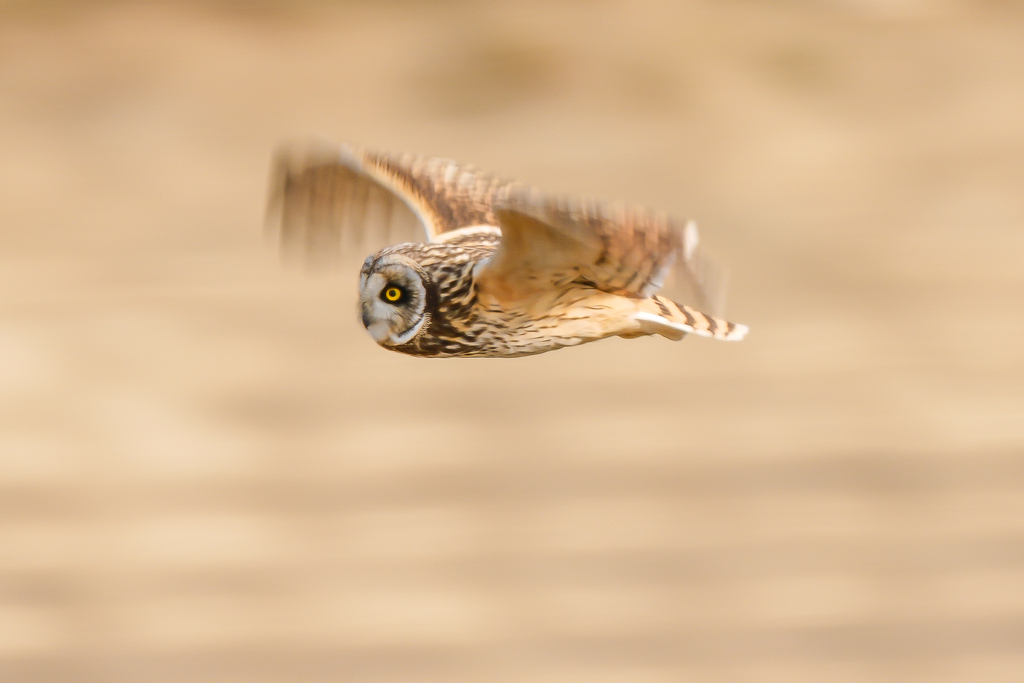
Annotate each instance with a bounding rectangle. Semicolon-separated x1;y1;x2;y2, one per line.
265;142;748;358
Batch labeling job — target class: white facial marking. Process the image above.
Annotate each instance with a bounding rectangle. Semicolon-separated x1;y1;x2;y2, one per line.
390;313;428;345
358;260;428;346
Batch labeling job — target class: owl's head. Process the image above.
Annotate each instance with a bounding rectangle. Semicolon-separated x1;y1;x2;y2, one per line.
358;254;431;347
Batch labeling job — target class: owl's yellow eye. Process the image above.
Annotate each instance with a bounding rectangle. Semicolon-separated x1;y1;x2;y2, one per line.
383;286;403;302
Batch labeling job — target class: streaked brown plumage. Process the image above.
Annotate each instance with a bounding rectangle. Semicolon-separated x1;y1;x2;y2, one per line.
266;141;748;358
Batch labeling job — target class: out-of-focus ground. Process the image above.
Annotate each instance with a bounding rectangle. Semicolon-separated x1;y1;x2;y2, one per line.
1;1;1023;681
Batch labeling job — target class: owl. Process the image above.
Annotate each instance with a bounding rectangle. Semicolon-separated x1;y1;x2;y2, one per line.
265;142;748;358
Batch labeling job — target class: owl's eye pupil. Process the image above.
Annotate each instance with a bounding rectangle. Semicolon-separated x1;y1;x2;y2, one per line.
382;286;403;303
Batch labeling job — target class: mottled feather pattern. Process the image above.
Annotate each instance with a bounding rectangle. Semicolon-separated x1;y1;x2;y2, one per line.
365;151;522;236
268;141;748;358
377;233;503;357
498;190;683;298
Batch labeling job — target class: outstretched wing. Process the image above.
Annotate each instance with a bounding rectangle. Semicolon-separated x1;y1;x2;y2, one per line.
477;188;727;314
265;141;518;266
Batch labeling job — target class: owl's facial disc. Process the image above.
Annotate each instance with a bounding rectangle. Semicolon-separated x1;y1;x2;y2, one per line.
358;257;429;346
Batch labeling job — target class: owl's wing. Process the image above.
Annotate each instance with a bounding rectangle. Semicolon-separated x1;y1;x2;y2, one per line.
265;141;515;266
477;188;727;313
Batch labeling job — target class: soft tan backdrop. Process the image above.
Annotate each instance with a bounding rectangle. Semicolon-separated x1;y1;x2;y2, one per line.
1;1;1023;682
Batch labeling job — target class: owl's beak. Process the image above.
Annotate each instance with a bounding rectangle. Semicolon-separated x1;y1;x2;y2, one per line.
365;321;392;343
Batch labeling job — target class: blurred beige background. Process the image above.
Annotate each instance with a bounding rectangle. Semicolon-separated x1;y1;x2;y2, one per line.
1;1;1023;682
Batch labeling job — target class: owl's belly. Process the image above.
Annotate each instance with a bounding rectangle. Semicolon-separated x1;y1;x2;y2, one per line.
470;288;645;358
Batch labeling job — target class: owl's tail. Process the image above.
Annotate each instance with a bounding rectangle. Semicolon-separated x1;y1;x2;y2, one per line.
634;295;748;342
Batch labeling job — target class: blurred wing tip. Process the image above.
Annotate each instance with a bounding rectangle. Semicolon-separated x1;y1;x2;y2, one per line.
266;139;364;197
265;138;349;215
264;139;354;265
683;219;699;261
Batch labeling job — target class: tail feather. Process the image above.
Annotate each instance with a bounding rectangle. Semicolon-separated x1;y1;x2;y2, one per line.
635;295;748;342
